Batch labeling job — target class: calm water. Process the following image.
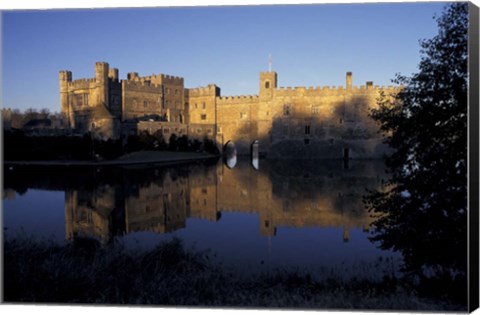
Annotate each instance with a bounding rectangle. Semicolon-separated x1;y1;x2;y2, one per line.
3;158;399;275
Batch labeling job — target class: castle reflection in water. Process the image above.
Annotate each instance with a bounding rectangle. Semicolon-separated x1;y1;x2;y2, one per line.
63;158;387;244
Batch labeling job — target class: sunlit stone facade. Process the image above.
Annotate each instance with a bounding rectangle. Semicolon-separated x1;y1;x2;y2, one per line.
60;62;399;157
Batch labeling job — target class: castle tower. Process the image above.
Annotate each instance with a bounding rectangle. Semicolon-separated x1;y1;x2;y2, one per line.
259;71;277;99
59;70;73;127
127;72;138;80
95;62;109;107
366;81;374;91
108;68;119;81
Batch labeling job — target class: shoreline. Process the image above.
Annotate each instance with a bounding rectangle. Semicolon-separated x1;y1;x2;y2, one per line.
3;151;220;167
3;236;465;310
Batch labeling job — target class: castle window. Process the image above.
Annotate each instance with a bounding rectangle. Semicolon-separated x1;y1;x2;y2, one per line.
283;104;291;116
84;94;89;106
265;81;270;89
75;94;84;106
202;188;208;194
305;125;311;135
240;112;246;119
201;114;207;120
202;102;206;109
144;100;148;108
195;103;198;109
311;106;320;114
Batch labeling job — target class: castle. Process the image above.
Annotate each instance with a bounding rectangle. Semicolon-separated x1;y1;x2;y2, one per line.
60;62;398;158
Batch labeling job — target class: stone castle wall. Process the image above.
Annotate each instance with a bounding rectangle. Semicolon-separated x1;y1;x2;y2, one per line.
121;80;163;121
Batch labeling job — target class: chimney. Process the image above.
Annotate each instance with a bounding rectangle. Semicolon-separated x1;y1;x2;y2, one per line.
346;72;352;91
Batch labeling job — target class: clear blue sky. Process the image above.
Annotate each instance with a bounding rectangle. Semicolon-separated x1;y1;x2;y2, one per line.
2;2;447;112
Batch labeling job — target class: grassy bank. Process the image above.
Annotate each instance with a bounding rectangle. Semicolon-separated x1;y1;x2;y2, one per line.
4;151;218;167
3;129;219;163
114;150;218;164
3;236;464;310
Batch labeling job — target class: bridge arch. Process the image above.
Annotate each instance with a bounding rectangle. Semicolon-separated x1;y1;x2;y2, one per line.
224;140;237;169
251;140;259;170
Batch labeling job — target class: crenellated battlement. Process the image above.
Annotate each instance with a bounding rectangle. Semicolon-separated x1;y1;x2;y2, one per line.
126;73;184;86
216;94;260;104
159;74;184;85
59;70;72;82
122;79;163;91
67;78;96;89
140;75;161;84
275;84;399;96
276;85;345;96
186;84;220;97
373;85;400;93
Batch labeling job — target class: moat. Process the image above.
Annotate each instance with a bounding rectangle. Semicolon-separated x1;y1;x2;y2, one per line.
3;157;399;275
